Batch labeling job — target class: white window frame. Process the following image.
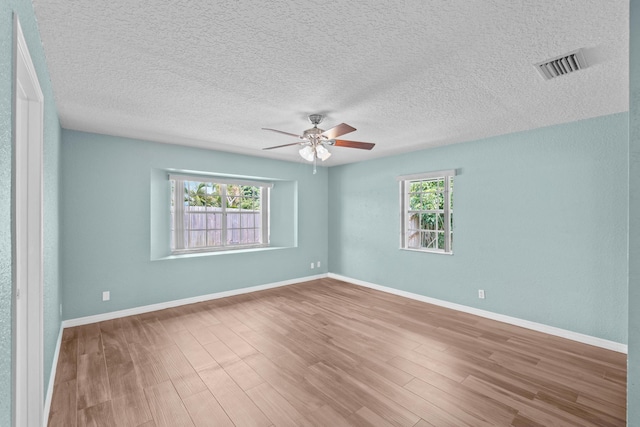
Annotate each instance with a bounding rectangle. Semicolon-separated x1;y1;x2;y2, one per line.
398;169;455;254
170;174;272;254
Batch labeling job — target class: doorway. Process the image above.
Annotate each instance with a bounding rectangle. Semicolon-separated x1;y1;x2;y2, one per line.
13;14;44;427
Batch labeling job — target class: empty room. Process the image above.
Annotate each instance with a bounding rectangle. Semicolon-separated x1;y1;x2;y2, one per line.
1;0;640;426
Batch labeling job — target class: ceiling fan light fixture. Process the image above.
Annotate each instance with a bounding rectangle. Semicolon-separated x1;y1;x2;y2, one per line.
316;144;331;161
299;145;315;162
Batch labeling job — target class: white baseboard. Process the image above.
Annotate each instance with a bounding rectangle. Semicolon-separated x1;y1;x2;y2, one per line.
43;326;63;427
328;273;628;354
59;271;627;354
62;274;328;328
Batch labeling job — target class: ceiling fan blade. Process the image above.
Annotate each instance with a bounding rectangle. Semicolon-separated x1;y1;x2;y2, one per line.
322;123;356;139
262;142;304;150
262;128;303;138
333;139;375;150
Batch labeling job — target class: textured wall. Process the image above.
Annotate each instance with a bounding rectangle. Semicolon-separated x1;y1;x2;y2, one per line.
0;5;13;424
629;0;639;422
61;130;328;319
329;113;628;344
0;0;61;424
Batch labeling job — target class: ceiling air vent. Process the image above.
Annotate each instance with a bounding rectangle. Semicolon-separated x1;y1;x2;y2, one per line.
534;49;587;80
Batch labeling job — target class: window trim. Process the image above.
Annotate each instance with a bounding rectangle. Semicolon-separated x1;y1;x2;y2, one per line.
170;174;272;255
398;169;455;254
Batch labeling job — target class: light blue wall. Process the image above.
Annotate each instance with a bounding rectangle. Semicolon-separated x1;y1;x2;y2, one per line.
0;4;627;423
0;2;630;424
329;113;628;344
629;0;639;423
0;0;62;424
60;130;328;319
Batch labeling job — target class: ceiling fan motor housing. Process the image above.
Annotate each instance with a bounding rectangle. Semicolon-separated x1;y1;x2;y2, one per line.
303;127;324;140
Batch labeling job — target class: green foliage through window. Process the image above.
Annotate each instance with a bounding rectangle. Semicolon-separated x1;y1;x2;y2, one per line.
402;174;454;253
184;182;260;210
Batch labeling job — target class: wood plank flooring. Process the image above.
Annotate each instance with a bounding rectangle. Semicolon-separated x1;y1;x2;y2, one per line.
47;278;627;426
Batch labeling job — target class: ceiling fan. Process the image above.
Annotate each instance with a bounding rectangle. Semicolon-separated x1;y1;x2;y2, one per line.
262;114;375;173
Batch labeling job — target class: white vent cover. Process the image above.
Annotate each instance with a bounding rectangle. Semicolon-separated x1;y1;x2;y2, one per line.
534;49;587;80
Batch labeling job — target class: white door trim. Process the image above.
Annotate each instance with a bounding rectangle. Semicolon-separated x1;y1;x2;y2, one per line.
13;14;44;427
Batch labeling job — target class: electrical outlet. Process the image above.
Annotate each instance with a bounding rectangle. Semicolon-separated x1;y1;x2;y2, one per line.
102;291;110;301
478;289;485;299
310;262;315;269
317;261;321;268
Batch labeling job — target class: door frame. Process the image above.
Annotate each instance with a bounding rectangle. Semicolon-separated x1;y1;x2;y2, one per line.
12;13;44;427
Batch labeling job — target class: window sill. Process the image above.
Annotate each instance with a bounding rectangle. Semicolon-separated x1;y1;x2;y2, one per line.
154;246;289;261
400;248;453;255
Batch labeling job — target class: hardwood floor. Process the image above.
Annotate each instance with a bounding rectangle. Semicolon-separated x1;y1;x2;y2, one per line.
47;278;627;426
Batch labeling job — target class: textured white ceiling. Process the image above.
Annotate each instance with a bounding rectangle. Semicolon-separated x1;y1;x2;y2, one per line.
32;0;629;166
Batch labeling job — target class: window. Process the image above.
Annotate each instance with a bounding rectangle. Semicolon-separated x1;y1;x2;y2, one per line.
169;174;272;253
398;170;455;254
